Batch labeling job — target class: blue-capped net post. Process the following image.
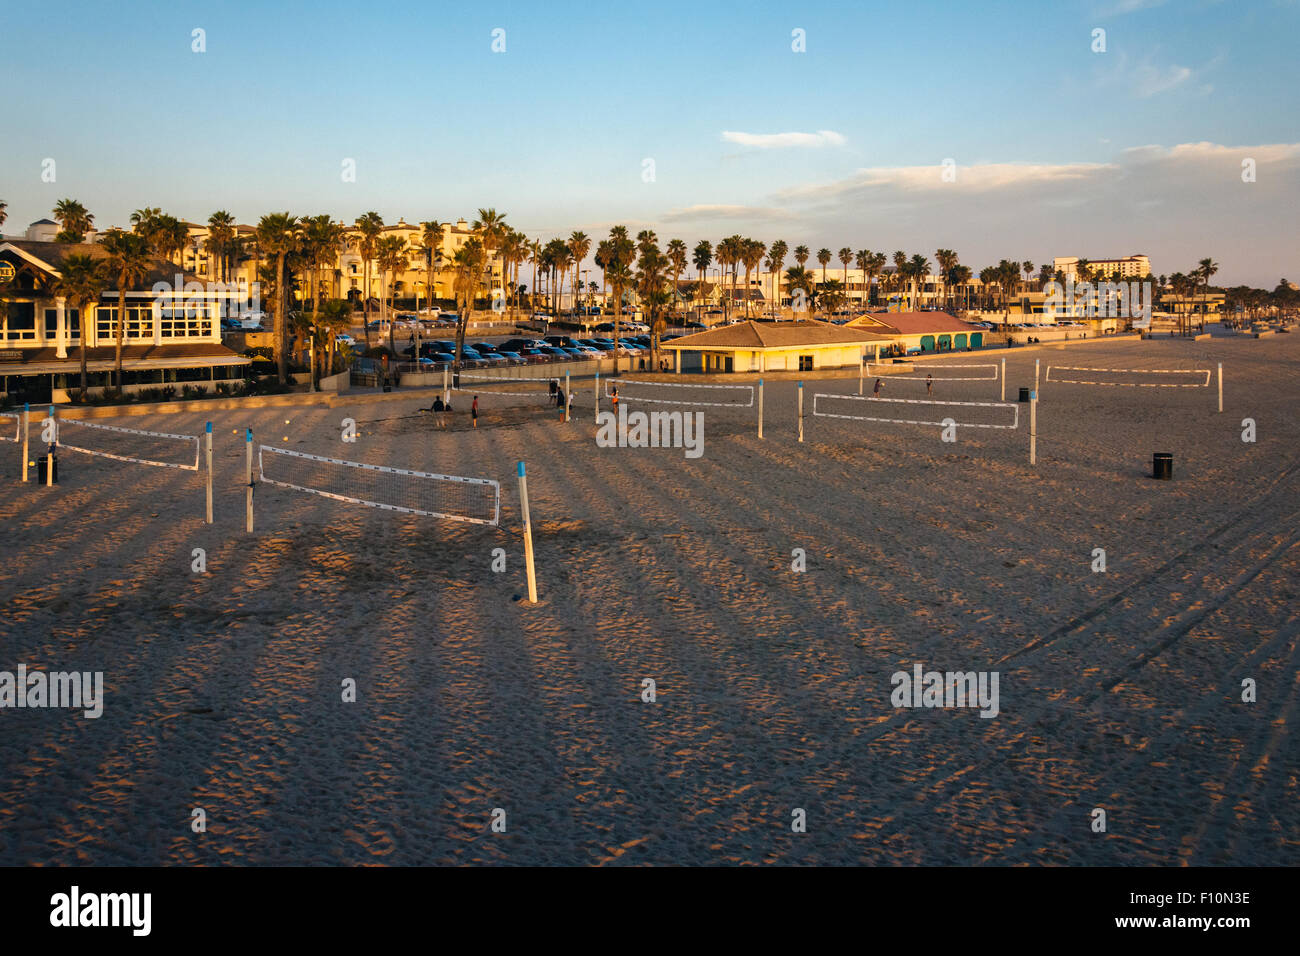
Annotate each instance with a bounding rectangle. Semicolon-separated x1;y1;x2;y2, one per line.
517;461;538;603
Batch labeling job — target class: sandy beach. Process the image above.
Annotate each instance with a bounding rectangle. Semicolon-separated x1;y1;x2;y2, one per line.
1;334;1296;866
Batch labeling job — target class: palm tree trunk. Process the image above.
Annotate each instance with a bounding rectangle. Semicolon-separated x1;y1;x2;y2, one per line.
276;253;287;384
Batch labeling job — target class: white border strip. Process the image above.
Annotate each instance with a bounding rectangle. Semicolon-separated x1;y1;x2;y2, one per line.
812;394;1021;429
56;420;200;470
607;379;755;408
1045;366;1211;387
258;445;500;526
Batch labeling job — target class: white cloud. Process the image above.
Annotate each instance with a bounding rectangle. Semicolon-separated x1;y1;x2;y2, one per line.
721;130;846;149
1131;60;1193;97
775;161;1117;201
661;204;793;223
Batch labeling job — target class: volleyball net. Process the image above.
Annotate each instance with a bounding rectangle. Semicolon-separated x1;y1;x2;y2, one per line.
812;394;1021;430
0;411;19;443
866;363;1000;382
451;371;562;398
1044;365;1212;387
606;379;755;408
56;419;201;470
258;445;500;526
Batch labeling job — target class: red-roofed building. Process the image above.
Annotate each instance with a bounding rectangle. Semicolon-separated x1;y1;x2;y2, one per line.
847;311;987;354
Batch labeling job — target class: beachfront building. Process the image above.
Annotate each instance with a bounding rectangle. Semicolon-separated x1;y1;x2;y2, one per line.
661;320;893;373
846;311;986;354
0;240;249;404
1053;255;1151;280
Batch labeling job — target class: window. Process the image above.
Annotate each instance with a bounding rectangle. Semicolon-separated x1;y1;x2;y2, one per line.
96;305;154;341
799;355;814;371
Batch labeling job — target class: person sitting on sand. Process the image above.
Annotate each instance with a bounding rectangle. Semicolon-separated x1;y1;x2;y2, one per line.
431;395;446;429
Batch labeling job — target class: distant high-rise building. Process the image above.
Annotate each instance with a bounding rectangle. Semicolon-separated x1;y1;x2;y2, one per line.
1053;255;1151;280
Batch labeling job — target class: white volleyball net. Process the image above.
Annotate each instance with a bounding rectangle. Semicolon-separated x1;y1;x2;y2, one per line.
258;445;500;526
1044;366;1212;387
605;379;754;408
0;411;19;443
812;394;1021;430
451;371;563;398
866;363;1000;382
56;419;200;470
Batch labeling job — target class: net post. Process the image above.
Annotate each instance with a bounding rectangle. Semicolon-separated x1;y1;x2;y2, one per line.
1029;390;1038;466
757;379;764;439
594;372;600;423
1000;358;1006;402
1217;363;1223;413
859;352;864;395
309;333;316;393
797;381;804;443
517;461;538;604
46;405;55;487
205;422;214;523
21;403;29;483
564;371;571;423
443;365;449;404
245;428;254;533
1034;359;1040;397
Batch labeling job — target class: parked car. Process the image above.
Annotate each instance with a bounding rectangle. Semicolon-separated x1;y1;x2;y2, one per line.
573;344;600;355
336;333;357;346
518;348;545;362
497;350;525;365
623;321;649;334
540;346;568;358
220;318;242;333
544;335;577;348
430;351;456;364
238;311;267;330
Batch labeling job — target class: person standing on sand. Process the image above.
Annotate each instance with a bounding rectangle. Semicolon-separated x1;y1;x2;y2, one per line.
611;385;619;409
873;378;883;397
926;374;933;396
471;395;479;428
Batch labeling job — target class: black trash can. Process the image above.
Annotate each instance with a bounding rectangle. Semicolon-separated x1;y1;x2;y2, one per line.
1018;386;1030;403
1153;452;1173;480
37;454;58;484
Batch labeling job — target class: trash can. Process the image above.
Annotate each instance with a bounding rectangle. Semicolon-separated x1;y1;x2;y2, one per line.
1018;387;1030;403
37;454;58;484
1153;452;1173;480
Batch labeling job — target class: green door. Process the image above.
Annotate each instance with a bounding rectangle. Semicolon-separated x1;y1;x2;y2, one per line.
938;334;951;350
954;333;967;348
920;335;935;352
971;332;983;348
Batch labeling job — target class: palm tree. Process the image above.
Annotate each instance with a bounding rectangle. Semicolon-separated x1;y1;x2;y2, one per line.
54;253;107;398
636;242;670;366
665;239;687;318
1022;261;1035;295
354;212;384;347
377;234;409;352
417;221;445;316
472;208;508;307
934;249;958;310
908;254;931;310
692;240;713;314
255;213;300;383
819;279;845;320
568;231;591;317
452;238;485;368
741;239;766;318
838;247;852;297
315;298;353;379
98;229;151;388
53;199;93;242
604;226;635;373
817;248;832;287
552;244;574;316
794;245;810;270
1196;257;1219;333
950;265;973;312
785;265;815;318
766;240;788;317
207;211;236;282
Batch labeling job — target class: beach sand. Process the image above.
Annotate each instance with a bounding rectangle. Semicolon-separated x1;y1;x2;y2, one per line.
1;335;1297;865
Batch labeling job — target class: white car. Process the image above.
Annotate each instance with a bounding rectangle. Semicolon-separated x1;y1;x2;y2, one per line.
624;321;650;333
336;333;356;346
417;307;441;317
238;311;267;330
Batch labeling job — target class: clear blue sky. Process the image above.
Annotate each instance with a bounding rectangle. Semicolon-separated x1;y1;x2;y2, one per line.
2;0;1297;285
